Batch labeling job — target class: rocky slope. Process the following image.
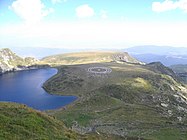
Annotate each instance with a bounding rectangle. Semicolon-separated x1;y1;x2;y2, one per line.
0;48;46;74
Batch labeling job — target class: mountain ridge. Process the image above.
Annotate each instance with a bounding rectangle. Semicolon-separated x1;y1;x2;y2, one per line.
0;48;47;74
42;51;142;65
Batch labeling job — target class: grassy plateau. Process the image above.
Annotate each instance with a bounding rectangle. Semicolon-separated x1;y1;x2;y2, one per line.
42;52;187;140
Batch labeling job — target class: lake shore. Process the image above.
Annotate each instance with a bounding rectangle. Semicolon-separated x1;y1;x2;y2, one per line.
0;68;77;110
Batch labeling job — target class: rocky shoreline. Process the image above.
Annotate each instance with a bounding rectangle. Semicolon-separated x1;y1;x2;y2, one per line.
0;64;50;75
0;48;50;75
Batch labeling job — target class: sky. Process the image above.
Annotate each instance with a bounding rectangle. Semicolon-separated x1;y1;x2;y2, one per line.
0;0;187;49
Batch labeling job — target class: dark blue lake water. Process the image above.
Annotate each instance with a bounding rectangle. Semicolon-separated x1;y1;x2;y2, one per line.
0;68;77;110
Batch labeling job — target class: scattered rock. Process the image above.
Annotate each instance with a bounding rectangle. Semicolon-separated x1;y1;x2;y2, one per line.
177;116;182;122
168;110;173;116
161;103;169;108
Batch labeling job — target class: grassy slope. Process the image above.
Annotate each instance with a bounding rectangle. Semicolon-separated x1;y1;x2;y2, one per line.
0;102;127;140
42;51;140;65
0;102;78;140
44;62;187;140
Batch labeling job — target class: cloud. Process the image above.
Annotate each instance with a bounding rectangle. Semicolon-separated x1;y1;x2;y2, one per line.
9;0;54;24
152;0;187;13
100;10;108;19
76;4;95;18
152;0;177;12
1;21;187;49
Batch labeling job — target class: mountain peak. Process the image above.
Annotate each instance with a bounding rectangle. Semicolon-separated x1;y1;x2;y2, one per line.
146;61;163;66
0;48;39;73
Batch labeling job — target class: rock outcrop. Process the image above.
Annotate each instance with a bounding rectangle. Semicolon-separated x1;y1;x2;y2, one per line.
0;48;47;74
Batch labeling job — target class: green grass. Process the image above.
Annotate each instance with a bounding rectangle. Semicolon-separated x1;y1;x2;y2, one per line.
56;112;95;127
146;128;187;140
0;102;79;140
0;102;128;140
43;62;187;139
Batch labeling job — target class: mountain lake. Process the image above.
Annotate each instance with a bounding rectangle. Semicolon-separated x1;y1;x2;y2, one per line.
0;68;77;110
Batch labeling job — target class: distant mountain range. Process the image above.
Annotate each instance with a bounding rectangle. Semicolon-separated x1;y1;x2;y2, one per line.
2;45;187;66
124;45;187;66
9;47;83;59
125;45;187;55
130;53;187;66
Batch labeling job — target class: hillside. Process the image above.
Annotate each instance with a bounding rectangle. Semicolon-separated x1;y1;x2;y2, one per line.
0;102;126;140
170;64;187;84
44;60;187;140
42;51;141;65
0;102;78;139
145;62;180;81
171;64;187;73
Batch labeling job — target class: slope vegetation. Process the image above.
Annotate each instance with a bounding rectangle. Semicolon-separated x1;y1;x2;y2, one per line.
44;59;187;140
0;102;77;139
0;102;127;140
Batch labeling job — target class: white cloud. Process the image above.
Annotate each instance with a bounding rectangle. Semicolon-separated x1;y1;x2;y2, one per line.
76;4;95;18
100;10;108;19
152;0;187;13
152;0;177;12
9;0;54;24
1;21;187;49
179;0;187;12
